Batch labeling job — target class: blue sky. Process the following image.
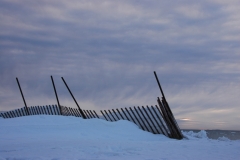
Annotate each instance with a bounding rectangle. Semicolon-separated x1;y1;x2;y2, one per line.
0;0;240;130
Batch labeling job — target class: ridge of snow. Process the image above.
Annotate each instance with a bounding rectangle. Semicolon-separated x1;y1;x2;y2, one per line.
0;115;239;159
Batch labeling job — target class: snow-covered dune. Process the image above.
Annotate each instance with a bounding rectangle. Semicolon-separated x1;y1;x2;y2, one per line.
0;115;239;159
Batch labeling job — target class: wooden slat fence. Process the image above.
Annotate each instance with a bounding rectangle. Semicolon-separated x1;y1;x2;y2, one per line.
0;105;61;118
100;105;170;137
0;105;97;119
0;102;183;140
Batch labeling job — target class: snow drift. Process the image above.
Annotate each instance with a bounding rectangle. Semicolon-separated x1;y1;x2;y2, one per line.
0;115;239;160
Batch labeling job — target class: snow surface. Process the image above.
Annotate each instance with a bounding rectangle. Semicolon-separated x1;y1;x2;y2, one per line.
0;115;239;160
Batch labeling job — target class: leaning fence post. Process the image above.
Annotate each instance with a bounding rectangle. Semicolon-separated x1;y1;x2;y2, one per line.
142;106;160;134
112;109;120;120
104;110;112;121
74;108;81;117
86;110;93;118
51;76;62;115
138;106;155;134
4;112;8;118
161;98;183;139
154;71;183;139
1;112;6;118
6;112;11;118
93;110;99;118
147;106;165;135
16;78;30;115
134;106;149;132
61;77;87;119
13;111;17;117
89;110;96;118
154;71;166;100
120;108;130;121
157;97;174;138
83;110;90;118
125;108;137;124
21;108;26;116
116;108;124;119
129;107;144;130
108;110;116;121
100;110;108;121
9;112;13;118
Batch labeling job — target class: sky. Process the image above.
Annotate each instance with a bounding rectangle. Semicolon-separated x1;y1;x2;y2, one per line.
0;0;240;130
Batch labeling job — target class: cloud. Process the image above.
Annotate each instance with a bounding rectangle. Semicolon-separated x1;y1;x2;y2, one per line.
0;0;240;130
175;4;208;19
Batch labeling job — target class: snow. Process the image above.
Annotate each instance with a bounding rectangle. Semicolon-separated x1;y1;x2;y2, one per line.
0;115;239;160
182;130;208;139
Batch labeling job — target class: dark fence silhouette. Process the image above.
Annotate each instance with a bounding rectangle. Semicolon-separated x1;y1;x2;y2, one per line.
0;105;97;119
0;102;183;139
0;105;59;118
1;71;183;140
100;105;170;137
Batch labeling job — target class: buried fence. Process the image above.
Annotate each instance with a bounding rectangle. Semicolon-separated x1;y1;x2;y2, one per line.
0;71;183;140
0;105;96;119
0;105;60;118
0;100;183;139
99;105;170;137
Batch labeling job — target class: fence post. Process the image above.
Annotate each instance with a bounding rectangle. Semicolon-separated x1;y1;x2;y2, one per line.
83;110;89;118
35;106;40;115
93;110;99;118
21;108;26;116
86;110;93;118
108;110;116;121
74;108;81;117
125;108;137;124
39;106;43;114
138;106;155;134
154;71;183;139
104;110;112;121
161;98;183;139
12;111;17;117
134;106;149;132
147;106;165;135
17;109;22;116
142;106;160;134
6;112;11;118
120;108;130;121
116;108;124;119
129;107;144;130
157;98;175;137
100;110;108;121
89;110;96;118
61;77;87;119
9;112;13;118
51;76;62;115
154;71;166;100
16;78;30;115
112;109;120;120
